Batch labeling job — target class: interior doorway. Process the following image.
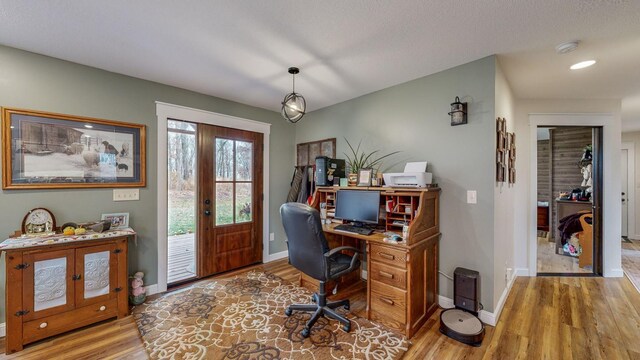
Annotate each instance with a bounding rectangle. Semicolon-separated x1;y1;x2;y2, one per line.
535;126;602;275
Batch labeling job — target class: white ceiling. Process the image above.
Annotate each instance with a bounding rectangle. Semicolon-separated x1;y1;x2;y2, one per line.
0;1;639;126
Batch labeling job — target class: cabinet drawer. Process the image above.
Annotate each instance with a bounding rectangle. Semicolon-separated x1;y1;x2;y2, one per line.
23;299;118;344
370;280;406;324
369;244;407;268
370;261;406;290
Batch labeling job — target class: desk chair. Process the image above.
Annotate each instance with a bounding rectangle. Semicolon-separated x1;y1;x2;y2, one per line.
280;203;361;338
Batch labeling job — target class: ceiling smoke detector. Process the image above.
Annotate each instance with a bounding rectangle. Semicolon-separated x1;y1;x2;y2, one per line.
555;41;579;54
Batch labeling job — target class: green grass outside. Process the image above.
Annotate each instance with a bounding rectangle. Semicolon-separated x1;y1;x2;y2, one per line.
168;190;251;235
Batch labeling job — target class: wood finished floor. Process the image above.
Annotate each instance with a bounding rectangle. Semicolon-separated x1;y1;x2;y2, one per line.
2;259;640;359
537;234;592;274
622;238;640;292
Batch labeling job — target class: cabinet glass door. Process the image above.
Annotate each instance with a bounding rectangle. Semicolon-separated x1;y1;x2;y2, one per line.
23;249;75;321
75;243;118;307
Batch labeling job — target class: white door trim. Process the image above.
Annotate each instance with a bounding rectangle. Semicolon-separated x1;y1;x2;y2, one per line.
528;113;621;277
156;102;271;293
622;142;636;239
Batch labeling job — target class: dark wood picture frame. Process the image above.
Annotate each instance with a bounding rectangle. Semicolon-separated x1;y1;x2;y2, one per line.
2;107;146;189
508;132;516;184
296;138;336;166
496;117;506;182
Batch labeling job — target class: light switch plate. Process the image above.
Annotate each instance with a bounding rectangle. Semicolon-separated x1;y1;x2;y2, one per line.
467;190;477;204
113;188;140;201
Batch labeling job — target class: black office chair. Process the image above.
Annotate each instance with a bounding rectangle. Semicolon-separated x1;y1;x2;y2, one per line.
280;202;361;338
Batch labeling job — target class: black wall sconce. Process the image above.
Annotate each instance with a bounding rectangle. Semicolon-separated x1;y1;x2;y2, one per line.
448;96;467;126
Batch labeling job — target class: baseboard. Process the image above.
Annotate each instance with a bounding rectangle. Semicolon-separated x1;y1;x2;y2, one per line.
0;322;5;338
267;250;289;263
609;268;625;278
146;283;160;296
361;270;368;280
437;268;523;327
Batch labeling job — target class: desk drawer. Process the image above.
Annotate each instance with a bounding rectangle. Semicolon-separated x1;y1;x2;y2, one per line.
23;299;118;344
370;280;406;325
370;261;406;290
369;244;407;268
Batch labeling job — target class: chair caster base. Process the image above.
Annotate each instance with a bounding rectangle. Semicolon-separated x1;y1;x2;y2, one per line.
343;323;351;332
344;303;350;310
301;327;311;338
311;294;318;303
285;307;292;316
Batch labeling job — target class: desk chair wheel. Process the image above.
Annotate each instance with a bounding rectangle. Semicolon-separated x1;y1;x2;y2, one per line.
343;302;350;310
285;307;293;316
342;323;351;332
301;327;311;338
311;293;318;303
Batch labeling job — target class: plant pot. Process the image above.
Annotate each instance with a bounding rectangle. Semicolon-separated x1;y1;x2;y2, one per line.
347;173;358;186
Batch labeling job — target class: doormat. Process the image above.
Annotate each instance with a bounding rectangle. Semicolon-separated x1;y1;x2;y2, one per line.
133;271;409;360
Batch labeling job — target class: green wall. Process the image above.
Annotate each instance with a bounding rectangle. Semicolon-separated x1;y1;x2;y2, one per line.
0;45;294;322
295;56;498;310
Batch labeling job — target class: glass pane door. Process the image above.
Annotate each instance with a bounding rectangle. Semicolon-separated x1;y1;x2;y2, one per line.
215;138;253;225
167;120;198;285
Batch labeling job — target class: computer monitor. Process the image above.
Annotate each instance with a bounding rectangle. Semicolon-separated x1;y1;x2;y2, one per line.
334;190;380;225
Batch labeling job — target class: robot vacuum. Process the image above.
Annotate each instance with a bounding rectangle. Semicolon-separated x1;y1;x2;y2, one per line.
439;308;485;346
439;267;485;346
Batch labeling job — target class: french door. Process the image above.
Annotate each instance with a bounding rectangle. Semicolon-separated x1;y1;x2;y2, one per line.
197;124;263;277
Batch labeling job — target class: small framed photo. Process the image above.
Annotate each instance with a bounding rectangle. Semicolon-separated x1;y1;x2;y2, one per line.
101;212;129;229
357;168;372;187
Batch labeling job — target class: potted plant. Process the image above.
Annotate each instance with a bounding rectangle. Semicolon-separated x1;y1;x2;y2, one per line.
344;138;400;186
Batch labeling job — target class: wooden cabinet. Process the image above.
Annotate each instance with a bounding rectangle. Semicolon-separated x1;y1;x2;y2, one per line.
3;236;130;354
367;231;439;338
311;186;440;338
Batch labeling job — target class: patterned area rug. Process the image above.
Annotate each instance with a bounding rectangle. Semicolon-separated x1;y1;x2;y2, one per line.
133;271;409;359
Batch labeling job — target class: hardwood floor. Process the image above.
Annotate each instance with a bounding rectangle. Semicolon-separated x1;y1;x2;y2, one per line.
2;259;640;359
537;234;591;273
622;238;640;291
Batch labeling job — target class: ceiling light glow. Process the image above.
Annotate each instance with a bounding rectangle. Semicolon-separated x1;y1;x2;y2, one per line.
570;60;596;70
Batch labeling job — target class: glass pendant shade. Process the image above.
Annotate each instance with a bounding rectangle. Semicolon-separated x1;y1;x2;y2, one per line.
281;67;306;123
281;92;306;123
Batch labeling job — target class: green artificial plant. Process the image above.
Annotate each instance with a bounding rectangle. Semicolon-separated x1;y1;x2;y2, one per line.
343;138;400;174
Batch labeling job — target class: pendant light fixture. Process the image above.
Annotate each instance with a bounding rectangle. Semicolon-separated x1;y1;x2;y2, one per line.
281;67;306;123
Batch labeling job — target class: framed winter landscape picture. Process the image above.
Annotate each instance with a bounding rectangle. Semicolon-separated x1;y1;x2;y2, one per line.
2;107;146;189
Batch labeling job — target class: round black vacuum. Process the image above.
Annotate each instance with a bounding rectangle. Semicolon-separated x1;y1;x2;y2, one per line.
439;308;485;346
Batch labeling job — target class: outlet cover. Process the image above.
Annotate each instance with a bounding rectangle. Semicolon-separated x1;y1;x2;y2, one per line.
269;233;275;241
113;188;140;201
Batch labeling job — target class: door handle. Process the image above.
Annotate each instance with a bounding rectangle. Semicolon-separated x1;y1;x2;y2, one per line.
204;210;211;216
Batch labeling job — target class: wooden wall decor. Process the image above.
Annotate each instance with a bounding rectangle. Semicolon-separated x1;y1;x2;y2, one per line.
507;132;516;184
296;138;336;166
496;118;506;182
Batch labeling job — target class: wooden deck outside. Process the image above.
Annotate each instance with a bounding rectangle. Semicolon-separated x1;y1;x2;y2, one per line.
168;233;196;284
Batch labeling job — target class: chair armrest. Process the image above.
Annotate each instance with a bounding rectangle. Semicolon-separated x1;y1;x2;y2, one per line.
323;246;362;280
323;246;361;258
